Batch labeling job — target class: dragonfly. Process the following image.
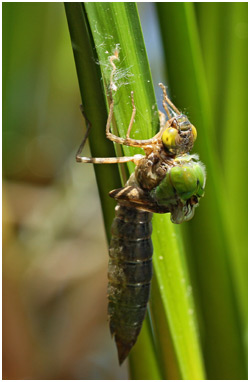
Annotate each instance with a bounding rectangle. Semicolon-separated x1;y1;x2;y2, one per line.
76;54;206;365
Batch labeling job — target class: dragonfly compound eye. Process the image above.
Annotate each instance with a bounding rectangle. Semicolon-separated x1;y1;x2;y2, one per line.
191;125;197;142
162;127;179;154
162;115;198;155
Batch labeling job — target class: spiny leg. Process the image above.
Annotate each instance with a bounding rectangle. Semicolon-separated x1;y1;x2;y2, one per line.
106;91;164;149
105;90;138;145
126;91;136;139
77;153;144;165
105;88;163;149
105;51;130;146
158;110;167;134
76;105;144;165
97;51;172;151
159;83;171;119
75;105;92;161
109;48;119;91
158;83;181;117
106;50;170;149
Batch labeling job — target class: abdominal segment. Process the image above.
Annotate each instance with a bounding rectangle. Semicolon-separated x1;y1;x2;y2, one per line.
108;204;153;364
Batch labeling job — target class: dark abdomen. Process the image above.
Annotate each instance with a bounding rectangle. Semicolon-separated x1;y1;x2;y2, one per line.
108;204;153;364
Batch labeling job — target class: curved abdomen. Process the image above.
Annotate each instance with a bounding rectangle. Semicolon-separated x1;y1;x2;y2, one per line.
108;204;153;364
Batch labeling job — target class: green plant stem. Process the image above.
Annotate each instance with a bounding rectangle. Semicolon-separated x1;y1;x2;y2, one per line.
65;3;121;239
156;3;247;379
66;3;205;379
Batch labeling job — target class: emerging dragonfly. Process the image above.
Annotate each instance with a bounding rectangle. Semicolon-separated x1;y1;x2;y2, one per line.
76;54;206;364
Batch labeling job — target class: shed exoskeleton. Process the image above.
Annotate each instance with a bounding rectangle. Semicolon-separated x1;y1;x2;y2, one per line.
76;52;206;364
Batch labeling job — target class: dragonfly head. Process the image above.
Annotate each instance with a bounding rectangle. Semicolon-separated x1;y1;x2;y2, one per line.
162;114;197;155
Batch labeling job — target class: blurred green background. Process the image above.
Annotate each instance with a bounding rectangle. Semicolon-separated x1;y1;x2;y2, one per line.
3;3;127;379
3;2;247;380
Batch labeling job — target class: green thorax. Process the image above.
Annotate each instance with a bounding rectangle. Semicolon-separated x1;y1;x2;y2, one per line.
150;154;206;223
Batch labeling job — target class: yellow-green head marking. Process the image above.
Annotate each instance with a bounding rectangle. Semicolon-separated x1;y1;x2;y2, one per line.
162;114;197;155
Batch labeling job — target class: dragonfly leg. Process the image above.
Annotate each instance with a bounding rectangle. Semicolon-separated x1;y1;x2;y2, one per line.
76;101;144;165
75;105;92;162
126;91;136;139
76;106;144;165
106;52;162;149
105;93;129;145
158;110;167;134
106;90;137;143
104;49;165;150
76;153;144;165
105;50;128;146
159;83;181;117
106;91;166;149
